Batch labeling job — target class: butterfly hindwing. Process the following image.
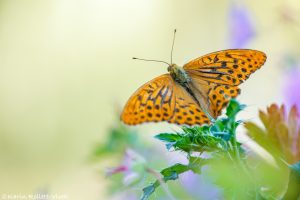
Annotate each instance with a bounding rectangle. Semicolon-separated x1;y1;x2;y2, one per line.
168;82;210;126
121;74;210;126
187;72;241;118
207;84;240;117
183;49;266;86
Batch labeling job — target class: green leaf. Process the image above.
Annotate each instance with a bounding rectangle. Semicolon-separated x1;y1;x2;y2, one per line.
140;164;189;200
155;133;182;150
140;157;209;200
161;163;190;181
155;133;181;142
141;183;156;200
284;162;300;199
290;162;300;175
226;98;246;119
156;126;225;153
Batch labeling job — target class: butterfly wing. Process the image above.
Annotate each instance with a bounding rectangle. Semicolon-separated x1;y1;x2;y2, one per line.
187;72;240;118
121;74;174;125
121;74;210;126
169;81;210;126
184;49;266;118
183;49;267;86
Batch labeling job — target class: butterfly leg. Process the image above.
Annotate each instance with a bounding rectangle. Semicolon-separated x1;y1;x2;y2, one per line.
199;104;216;123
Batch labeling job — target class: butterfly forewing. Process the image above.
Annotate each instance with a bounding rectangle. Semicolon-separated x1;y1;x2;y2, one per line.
183;49;266;86
121;74;210;126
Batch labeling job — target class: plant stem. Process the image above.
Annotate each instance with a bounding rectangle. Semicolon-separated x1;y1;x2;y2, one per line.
146;167;177;200
233;136;248;174
231;131;259;199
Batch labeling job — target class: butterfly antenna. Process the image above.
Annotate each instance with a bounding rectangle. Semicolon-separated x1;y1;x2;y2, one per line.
132;57;170;66
171;29;177;64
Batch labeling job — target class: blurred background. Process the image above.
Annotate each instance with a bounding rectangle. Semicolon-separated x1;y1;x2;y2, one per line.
0;0;300;199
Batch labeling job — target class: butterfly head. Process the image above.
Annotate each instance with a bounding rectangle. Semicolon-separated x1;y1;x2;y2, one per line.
167;63;178;73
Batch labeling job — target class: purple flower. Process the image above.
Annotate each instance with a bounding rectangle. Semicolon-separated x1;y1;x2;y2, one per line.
283;67;300;111
228;3;255;48
180;168;223;200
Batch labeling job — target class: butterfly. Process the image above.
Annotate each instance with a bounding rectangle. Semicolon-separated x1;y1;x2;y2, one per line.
121;47;266;126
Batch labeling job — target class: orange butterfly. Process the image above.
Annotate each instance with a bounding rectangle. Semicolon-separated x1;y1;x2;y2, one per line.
121;33;266;126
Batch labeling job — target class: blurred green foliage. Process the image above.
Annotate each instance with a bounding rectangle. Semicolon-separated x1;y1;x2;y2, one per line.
284;162;300;199
94;100;300;200
93;122;139;157
142;99;252;200
245;104;300;199
92;123;194;199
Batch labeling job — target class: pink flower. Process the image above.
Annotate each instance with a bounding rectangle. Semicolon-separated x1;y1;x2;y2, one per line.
106;148;146;186
246;104;300;163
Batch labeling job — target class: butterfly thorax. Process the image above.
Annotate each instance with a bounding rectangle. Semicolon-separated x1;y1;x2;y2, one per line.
168;64;191;85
